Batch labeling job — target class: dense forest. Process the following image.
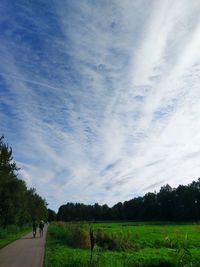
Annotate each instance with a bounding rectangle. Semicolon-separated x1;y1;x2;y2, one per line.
0;136;48;226
57;179;200;222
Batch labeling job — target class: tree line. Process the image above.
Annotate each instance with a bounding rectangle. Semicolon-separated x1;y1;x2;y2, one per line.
57;179;200;222
2;135;200;224
0;136;48;226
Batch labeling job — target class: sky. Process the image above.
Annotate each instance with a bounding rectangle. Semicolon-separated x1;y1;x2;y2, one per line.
1;0;200;211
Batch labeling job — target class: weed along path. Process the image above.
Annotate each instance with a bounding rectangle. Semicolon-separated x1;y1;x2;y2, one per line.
0;225;47;267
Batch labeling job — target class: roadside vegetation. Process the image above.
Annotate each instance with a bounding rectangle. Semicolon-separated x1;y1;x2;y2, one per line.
0;136;48;248
45;221;200;267
0;225;31;248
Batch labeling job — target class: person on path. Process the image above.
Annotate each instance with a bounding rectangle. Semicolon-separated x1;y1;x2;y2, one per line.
39;220;45;237
32;221;37;238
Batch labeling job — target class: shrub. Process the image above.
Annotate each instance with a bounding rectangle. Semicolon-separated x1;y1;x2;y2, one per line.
49;222;91;249
0;227;7;238
94;229;136;251
6;225;20;234
70;227;91;249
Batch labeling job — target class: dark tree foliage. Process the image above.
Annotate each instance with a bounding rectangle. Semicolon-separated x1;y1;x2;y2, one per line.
0;136;47;226
57;179;200;222
47;209;57;222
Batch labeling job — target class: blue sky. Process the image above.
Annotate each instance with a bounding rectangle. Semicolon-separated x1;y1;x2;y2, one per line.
1;0;200;211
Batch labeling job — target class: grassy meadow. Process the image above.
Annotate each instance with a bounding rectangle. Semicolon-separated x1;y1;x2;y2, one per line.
44;221;200;267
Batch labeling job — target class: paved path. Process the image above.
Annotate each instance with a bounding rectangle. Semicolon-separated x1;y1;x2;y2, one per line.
0;226;47;267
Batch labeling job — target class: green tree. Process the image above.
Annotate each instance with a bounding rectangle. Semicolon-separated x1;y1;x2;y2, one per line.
0;136;24;225
47;209;57;222
0;136;47;226
26;188;48;221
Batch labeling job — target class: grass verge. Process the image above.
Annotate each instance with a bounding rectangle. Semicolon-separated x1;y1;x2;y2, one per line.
0;225;31;249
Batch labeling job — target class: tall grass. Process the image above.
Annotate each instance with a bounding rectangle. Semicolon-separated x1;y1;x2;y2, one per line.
44;222;200;267
49;222;91;248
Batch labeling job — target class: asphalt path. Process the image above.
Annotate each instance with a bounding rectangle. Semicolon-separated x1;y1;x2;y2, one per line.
0;225;47;267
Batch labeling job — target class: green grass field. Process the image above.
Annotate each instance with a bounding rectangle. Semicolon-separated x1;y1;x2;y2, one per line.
0;225;31;249
44;222;200;267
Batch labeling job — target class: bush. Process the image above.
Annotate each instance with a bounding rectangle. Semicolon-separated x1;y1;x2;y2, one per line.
49;222;91;249
6;225;20;234
49;223;139;251
69;226;91;249
0;225;21;238
0;227;7;238
95;229;136;251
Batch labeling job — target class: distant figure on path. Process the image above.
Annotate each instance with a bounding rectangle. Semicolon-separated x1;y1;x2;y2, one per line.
39;220;45;237
32;221;37;238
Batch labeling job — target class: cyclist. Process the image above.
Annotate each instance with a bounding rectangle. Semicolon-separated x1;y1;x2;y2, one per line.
32;221;37;238
39;220;44;237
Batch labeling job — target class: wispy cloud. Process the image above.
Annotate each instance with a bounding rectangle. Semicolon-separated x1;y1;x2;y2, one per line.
1;0;200;210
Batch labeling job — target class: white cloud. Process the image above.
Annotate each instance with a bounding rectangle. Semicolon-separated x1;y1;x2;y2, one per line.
1;0;200;210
